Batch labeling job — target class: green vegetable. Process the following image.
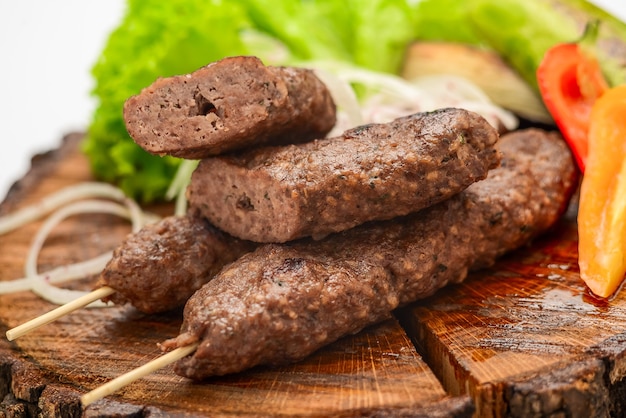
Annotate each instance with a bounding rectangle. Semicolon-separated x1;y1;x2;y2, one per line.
547;0;626;87
414;0;626;91
468;0;579;91
85;0;626;202
84;0;254;202
412;0;484;45
84;0;420;202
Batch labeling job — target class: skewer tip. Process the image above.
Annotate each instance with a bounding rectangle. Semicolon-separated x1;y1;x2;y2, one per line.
5;286;116;341
80;343;198;407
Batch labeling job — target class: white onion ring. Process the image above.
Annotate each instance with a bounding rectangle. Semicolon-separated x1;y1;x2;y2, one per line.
0;183;160;307
0;182;138;235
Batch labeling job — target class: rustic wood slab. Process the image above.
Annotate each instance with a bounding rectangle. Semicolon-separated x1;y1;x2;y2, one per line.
2;133;626;417
398;213;626;417
0;135;471;417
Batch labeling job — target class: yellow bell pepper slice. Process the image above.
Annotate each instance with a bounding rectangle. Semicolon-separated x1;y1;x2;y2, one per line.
578;84;626;298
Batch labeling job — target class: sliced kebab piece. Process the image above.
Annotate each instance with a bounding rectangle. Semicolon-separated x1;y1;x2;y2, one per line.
188;107;501;243
124;55;337;159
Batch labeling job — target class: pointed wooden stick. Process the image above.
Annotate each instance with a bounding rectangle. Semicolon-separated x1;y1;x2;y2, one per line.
81;342;199;406
6;286;116;341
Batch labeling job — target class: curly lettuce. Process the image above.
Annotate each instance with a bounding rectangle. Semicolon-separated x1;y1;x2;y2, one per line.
85;0;626;202
83;0;420;202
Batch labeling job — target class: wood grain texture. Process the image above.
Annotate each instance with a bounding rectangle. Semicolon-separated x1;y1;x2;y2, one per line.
3;134;626;417
398;213;626;417
0;135;469;417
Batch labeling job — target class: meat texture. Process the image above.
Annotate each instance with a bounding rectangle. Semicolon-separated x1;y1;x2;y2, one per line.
163;128;578;380
124;56;336;159
188;108;501;242
97;215;256;314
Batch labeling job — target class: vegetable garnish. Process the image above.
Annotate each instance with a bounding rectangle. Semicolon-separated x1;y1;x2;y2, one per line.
534;24;626;298
536;25;609;172
83;0;626;203
0;183;159;305
577;85;626;299
83;0;420;202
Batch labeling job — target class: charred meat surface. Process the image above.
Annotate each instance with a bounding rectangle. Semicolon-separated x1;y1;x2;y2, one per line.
124;56;337;159
188;108;501;243
97;215;256;314
163;128;578;380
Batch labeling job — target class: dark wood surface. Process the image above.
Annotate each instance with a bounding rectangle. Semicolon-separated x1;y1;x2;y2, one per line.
1;134;625;417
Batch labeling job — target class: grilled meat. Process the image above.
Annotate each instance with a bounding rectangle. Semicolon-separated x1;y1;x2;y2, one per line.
188;108;500;242
163;128;578;380
97;215;256;314
124;56;336;159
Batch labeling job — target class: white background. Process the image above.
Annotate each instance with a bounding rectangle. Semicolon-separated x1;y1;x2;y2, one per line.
0;1;625;200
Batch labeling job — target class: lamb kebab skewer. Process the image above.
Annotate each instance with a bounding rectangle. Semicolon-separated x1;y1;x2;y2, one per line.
102;108;499;308
6;108;499;340
189;107;500;242
93;216;256;313
81;128;578;405
5;215;256;340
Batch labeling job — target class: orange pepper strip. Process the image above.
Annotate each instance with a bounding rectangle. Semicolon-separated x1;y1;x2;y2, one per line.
578;84;626;298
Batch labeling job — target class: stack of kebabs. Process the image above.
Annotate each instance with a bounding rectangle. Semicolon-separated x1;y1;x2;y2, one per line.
9;56;579;390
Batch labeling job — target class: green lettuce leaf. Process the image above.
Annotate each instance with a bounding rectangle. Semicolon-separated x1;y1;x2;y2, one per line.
86;0;626;203
412;0;484;45
413;0;626;90
84;0;253;202
84;0;420;202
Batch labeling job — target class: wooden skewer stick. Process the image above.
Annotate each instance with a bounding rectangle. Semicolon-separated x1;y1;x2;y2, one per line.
6;286;116;341
81;342;200;407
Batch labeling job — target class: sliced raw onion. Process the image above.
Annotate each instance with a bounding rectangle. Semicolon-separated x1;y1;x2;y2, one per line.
165;159;199;216
24;199;150;279
0;252;112;294
0;182;148;235
1;189;160;307
312;68;363;136
303;61;518;132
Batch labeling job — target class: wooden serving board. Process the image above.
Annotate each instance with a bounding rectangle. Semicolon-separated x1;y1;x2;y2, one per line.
0;134;625;418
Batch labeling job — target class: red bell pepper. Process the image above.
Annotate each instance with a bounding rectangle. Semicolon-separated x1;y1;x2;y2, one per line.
536;41;608;171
